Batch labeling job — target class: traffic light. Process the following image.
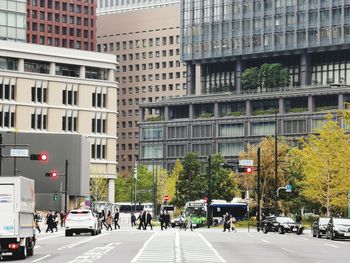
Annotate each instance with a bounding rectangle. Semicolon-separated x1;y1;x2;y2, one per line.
30;153;48;161
53;193;59;201
238;166;253;173
45;170;58;178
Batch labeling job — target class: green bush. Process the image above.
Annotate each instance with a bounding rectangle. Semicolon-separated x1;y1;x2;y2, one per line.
227;111;244;117
146;116;163;122
252;109;278;115
198;112;214;118
287;107;308;113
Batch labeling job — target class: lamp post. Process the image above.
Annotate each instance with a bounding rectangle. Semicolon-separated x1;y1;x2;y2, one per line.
207;155;212;228
257;147;261;232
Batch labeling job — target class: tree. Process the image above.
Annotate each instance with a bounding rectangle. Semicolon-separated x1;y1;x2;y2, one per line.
209;154;236;201
90;176;108;202
239;137;293;214
115;173;133;202
296;115;350;216
241;63;290;91
241;67;260;90
175;153;206;207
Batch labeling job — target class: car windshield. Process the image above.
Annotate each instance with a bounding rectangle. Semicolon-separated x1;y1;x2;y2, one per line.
319;218;330;224
333;218;350;225
276;217;294;223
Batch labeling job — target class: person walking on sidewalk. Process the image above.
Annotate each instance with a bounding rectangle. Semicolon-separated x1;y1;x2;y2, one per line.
164;211;170;229
45;210;54;233
145;211;153;230
60;211;65;227
114;209;120;230
179;212;185;230
131;212;136;227
159;211;165;230
186;214;193;231
106;211;113;231
34;211;41;233
137;211;144;230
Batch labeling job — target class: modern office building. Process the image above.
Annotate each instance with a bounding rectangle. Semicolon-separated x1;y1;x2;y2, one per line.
97;0;179;15
97;4;187;173
26;0;96;51
139;0;350;169
0;0;26;42
0;40;118;202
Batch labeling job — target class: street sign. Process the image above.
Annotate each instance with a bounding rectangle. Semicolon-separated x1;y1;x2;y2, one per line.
286;184;292;192
239;159;254;166
164;195;170;201
10;149;29;157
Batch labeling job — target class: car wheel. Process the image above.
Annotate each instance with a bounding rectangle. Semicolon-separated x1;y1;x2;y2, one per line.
331;232;335;240
65;230;73;236
278;227;285;234
297;228;303;235
91;230;96;236
263;226;268;234
312;230;316;237
171;224;175;228
317;234;322;238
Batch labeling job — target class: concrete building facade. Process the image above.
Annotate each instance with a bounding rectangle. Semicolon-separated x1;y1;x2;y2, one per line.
0;0;26;42
139;0;350;169
97;4;187;173
97;0;179;15
0;40;118;202
26;0;96;51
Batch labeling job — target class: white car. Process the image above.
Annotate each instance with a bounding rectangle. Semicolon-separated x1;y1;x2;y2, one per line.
65;209;101;236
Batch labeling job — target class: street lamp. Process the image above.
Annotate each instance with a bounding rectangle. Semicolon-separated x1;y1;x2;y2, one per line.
274;111;278;216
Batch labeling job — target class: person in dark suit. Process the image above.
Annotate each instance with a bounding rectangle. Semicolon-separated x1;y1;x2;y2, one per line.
159;211;165;230
114;209;120;229
145;211;153;230
164;211;171;229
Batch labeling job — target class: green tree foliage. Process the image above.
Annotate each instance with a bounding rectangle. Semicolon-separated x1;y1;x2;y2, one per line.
174;153;206;207
296;115;350;216
241;67;260;90
241;63;290;90
208;154;236;201
115;174;132;202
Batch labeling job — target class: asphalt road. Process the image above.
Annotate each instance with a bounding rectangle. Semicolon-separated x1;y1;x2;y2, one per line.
3;226;350;263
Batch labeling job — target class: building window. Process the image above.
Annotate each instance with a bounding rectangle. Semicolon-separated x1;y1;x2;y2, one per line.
192;125;212;138
0;106;15;128
91;115;107;133
218;142;243;156
62;85;78;105
91;141;106;159
0;80;15;101
192;144;212;157
251;122;275;136
62;112;78;132
167;145;187;158
56;63;80;77
141;145;163;159
219;123;244;137
85;67;108;80
92;90;107;108
31;84;47;103
142;127;163;140
0;57;17;70
31;110;47;130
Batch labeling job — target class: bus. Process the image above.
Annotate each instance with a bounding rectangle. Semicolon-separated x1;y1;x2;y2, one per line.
184;200;207;227
210;200;248;225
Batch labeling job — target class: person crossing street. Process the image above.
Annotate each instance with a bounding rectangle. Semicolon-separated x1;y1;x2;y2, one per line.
114;209;120;230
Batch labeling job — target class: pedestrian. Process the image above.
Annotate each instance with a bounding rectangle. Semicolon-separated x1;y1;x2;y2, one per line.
106;211;113;231
159;211;165;230
101;210;108;229
137;211;144;230
114;209;120;230
164;211;170;229
186;214;193;231
45;210;54;233
230;215;237;232
34;211;41;233
141;210;147;230
53;211;59;232
295;213;302;223
145;211;153;230
179;212;185;230
131;212;136;227
223;213;230;232
60;211;65;227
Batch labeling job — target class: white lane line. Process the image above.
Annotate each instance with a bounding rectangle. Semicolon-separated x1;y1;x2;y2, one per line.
281;248;295;254
31;254;51;262
324;243;338;248
57;233;109;251
197;233;226;263
131;232;157;263
261;239;271;244
175;231;182;263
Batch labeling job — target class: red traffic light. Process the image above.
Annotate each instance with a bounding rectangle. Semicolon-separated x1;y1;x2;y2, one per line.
238;166;254;173
30;153;48;162
45;170;58;178
246;167;253;173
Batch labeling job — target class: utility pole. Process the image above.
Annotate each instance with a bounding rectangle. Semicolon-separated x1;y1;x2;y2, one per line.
274;112;278;216
257;147;261;232
133;162;138;212
64;160;68;214
207;155;212;228
0;133;2;177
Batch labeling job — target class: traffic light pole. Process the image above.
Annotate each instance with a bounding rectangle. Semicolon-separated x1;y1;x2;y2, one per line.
64;160;68;214
257;147;261;232
274;112;278;216
207;155;212;228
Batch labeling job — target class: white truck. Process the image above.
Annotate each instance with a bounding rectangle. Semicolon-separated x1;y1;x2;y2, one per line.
0;177;36;260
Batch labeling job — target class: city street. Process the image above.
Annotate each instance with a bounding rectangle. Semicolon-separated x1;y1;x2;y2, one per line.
14;227;350;263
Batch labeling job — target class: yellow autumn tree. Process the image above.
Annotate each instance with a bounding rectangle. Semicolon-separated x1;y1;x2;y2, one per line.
297;114;350;216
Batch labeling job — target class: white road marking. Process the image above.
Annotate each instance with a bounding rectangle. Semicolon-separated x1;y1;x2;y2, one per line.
197;233;226;263
261;239;271;244
131;232;157;263
36;234;64;241
67;243;120;263
175;231;182;263
281;247;295;254
57;233;109;251
324;243;338;248
31;254;51;262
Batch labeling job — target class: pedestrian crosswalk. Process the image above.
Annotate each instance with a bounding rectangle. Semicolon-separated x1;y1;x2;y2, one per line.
131;231;226;263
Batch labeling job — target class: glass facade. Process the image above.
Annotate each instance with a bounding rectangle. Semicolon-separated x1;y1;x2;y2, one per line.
0;0;26;41
181;0;350;61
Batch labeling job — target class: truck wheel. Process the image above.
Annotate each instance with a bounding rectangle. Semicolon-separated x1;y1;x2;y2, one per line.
17;245;27;260
27;239;34;256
